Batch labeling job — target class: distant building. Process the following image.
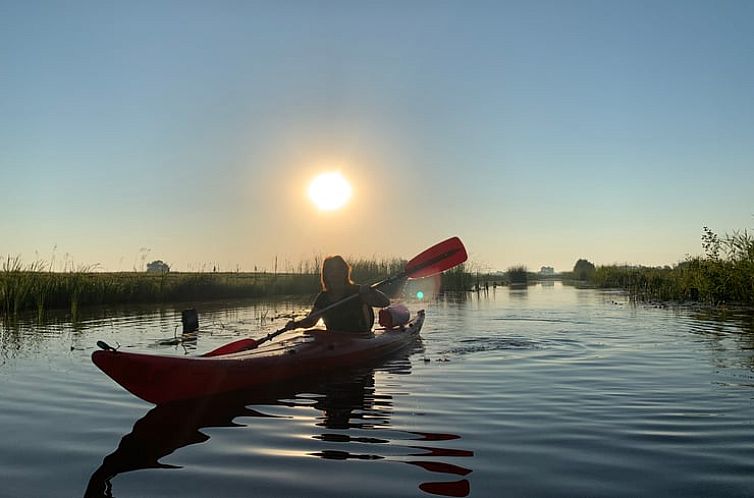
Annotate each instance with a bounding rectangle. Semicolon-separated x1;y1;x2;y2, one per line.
539;266;555;275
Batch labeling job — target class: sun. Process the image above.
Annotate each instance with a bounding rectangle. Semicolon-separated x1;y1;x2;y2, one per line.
308;172;352;211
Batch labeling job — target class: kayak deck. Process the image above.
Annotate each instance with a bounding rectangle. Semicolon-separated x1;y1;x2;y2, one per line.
92;310;424;404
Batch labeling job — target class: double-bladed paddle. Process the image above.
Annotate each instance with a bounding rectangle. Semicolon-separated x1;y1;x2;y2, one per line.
202;236;467;357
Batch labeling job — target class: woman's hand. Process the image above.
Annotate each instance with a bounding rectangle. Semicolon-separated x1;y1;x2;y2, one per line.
291;312;320;329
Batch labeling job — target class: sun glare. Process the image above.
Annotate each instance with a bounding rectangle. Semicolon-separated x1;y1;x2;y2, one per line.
308;172;352;211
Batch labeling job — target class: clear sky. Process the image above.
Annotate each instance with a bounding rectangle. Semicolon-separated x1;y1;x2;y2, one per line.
2;1;753;272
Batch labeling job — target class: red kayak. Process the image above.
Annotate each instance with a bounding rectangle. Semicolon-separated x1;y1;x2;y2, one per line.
92;236;467;405
92;310;424;404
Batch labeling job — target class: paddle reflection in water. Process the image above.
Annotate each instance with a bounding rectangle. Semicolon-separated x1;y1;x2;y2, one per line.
84;348;473;498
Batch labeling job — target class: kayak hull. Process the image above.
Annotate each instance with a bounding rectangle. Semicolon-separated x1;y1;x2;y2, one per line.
92;311;424;404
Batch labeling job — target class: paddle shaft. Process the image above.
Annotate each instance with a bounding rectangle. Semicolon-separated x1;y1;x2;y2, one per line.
196;237;467;356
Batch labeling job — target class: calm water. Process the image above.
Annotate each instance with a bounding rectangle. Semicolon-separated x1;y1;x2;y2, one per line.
2;283;754;497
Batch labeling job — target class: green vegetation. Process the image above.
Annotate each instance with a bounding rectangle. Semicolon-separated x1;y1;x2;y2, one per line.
1;255;471;318
349;257;406;283
19;223;749;318
146;260;170;273
507;265;529;285
592;227;754;305
441;263;474;291
0;268;319;319
572;259;596;281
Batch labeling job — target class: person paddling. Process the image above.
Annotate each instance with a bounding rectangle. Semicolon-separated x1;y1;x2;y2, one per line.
289;255;390;332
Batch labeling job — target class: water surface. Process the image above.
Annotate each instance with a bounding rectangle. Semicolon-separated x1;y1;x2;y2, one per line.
2;284;754;497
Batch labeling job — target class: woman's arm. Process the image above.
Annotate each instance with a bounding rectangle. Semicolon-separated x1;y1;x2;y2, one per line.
359;286;390;308
287;293;326;329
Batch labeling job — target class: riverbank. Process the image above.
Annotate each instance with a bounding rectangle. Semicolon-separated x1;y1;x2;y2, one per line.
0;259;474;318
0;271;321;318
591;227;754;306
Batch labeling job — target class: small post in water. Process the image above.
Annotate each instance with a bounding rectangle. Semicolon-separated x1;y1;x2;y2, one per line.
181;309;199;333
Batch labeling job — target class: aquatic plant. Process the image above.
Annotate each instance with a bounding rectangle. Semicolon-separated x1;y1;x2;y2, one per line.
593;226;754;306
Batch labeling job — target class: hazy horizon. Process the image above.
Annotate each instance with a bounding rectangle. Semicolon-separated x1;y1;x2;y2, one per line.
3;1;753;273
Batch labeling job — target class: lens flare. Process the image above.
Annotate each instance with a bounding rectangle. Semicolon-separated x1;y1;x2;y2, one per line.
416;291;425;300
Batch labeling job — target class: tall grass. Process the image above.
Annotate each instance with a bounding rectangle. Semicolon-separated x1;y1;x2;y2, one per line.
0;268;325;318
593;227;754;305
0;255;448;318
349;257;406;283
441;263;474;291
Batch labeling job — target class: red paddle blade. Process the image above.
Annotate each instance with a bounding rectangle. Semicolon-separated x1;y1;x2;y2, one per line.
201;338;258;357
405;237;467;279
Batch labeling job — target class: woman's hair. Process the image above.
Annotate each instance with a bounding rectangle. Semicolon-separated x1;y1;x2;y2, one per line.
321;255;353;291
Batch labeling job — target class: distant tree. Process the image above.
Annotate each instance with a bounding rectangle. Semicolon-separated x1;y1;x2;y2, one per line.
507;265;528;284
573;259;596;280
146;260;170;273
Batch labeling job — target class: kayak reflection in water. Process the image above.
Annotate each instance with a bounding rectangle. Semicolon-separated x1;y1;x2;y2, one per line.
84;364;474;498
289;255;390;332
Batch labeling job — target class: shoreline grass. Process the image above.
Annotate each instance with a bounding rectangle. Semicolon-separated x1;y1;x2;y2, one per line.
0;270;321;319
0;256;474;318
591;227;754;306
23;229;749;319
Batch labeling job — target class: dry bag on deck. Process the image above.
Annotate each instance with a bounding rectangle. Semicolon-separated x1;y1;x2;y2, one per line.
378;304;411;329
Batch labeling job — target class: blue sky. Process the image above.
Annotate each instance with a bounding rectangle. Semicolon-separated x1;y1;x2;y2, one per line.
2;1;753;272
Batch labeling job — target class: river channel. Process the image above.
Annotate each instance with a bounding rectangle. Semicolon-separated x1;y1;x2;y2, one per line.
2;283;753;497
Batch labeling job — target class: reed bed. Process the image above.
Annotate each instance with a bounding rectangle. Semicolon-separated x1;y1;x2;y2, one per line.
0;256;469;318
0;269;320;319
441;263;474;291
592;227;754;305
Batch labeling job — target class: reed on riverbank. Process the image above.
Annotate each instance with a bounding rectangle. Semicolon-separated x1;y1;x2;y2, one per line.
441;263;474;291
0;268;321;319
0;255;469;318
592;227;754;305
